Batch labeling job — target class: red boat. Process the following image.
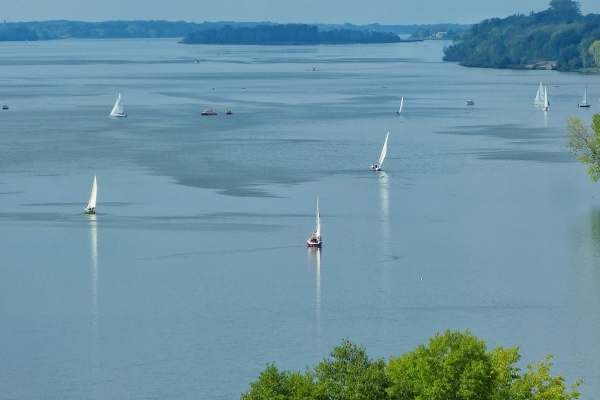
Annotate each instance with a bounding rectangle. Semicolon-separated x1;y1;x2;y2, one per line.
201;109;217;115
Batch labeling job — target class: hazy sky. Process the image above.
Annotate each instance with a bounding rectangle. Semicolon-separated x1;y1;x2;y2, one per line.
2;0;600;25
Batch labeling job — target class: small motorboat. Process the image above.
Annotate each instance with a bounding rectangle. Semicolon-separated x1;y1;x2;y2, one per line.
201;109;217;115
226;109;232;115
2;104;8;110
466;99;474;105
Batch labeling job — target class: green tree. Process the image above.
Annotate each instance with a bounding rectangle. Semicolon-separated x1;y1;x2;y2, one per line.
313;339;389;400
510;355;582;400
386;329;496;400
567;114;600;181
386;329;581;400
240;363;314;400
589;40;600;68
549;0;581;16
241;332;581;399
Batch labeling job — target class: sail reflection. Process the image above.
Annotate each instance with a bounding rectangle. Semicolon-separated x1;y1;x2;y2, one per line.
89;214;99;364
379;171;390;250
308;248;321;346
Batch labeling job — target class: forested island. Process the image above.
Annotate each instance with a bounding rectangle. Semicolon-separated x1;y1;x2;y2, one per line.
180;24;402;45
443;0;600;71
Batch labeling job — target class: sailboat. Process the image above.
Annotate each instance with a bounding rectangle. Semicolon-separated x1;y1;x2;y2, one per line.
396;97;404;115
84;176;97;214
542;86;549;112
534;82;546;105
109;93;127;117
371;132;389;171
307;195;322;248
578;86;591;108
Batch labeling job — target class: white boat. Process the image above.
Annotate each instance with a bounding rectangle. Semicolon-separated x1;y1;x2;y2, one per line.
84;176;97;214
109;93;127;117
578;86;591;108
371;132;389;171
396;97;404;115
542;86;549;111
307;195;322;248
534;82;546;105
466;99;474;105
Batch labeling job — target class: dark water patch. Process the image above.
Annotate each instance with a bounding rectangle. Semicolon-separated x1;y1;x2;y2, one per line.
21;202;87;207
475;149;573;163
140;245;302;261
255;57;417;64
439;124;561;140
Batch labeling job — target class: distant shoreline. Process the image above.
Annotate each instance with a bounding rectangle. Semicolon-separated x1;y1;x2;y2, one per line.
0;20;461;42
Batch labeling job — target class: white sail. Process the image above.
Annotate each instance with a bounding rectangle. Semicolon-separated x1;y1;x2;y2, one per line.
582;86;589;105
534;82;544;105
398;97;404;114
86;176;97;211
315;195;321;238
378;132;389;167
543;86;549;111
110;93;124;116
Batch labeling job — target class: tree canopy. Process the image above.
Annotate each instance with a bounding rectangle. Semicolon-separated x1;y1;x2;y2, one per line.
567;114;600;181
180;24;402;45
241;330;582;399
443;0;600;71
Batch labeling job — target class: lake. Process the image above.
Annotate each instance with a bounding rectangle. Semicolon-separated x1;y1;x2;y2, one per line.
1;38;599;399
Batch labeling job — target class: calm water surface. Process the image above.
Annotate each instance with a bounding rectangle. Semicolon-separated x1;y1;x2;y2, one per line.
1;39;600;399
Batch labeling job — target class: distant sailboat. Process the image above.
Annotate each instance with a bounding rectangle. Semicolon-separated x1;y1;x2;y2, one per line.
307;195;322;248
578;86;591;108
396;97;404;115
534;82;546;105
109;93;127;117
84;176;97;214
542;86;549;112
371;132;389;171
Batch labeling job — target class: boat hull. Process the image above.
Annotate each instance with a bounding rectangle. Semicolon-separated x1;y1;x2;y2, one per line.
578;104;591;108
307;240;322;248
84;208;95;215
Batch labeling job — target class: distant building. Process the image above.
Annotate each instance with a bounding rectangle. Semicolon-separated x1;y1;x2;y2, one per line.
435;32;448;38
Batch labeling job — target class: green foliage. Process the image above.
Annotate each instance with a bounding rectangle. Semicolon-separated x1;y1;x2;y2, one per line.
510;355;582;399
241;331;582;400
180;24;402;45
589;40;600;68
312;339;389;400
0;25;39;41
387;330;498;400
567;114;600;181
240;364;314;400
443;0;598;71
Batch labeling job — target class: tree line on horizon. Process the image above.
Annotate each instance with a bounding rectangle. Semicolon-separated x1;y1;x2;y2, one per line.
443;0;600;71
179;24;402;45
0;20;464;42
241;329;582;399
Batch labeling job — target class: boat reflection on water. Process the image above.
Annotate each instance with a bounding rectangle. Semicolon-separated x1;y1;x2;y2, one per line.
379;171;390;251
89;214;99;365
308;247;322;347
